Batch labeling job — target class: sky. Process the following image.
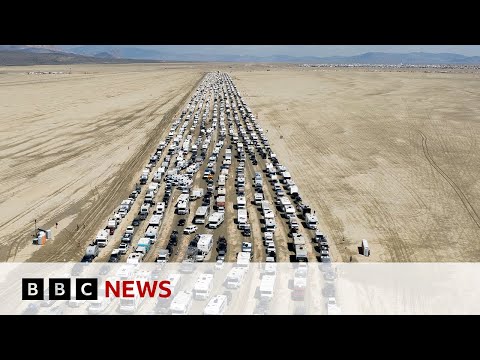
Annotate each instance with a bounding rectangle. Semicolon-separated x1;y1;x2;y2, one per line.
60;45;480;57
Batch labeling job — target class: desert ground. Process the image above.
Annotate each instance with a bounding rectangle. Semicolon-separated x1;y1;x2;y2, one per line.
0;64;205;261
1;63;479;263
231;67;480;261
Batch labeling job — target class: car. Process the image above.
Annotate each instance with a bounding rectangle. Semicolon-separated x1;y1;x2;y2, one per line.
81;255;94;263
132;217;141;227
184;225;198;234
118;243;129;255
99;264;110;275
121;233;133;243
178;218;186;226
125;226;135;235
215;259;225;270
243;227;251;236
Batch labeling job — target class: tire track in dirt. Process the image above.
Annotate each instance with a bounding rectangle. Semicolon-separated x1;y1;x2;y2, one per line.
23;74;205;262
420;131;480;229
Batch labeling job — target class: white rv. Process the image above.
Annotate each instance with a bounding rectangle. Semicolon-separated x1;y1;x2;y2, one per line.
259;275;276;301
193;273;214;300
237;208;248;229
237;195;246;209
208;212;224;229
170;291;193;315
194;206;210;224
203;295;228;315
197;234;213;255
96;229;109;247
305;213;318;229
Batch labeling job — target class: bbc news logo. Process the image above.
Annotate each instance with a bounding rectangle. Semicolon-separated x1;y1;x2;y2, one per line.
22;278;171;300
22;278;98;300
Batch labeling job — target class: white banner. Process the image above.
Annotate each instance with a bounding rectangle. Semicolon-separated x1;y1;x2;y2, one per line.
2;263;480;315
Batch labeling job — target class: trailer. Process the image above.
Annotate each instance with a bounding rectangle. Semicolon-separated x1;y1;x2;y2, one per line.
96;229;109;247
305;213;318;230
237;195;246;209
259;275;276;301
203;295;228;315
149;214;162;227
197;234;213;255
170;291;193;315
237;208;248;229
144;226;158;243
226;267;246;289
193;273;214;300
216;195;226;211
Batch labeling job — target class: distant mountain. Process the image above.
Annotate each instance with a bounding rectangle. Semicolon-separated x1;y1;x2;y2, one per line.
310;52;480;64
0;49;163;66
3;46;480;65
64;47;480;64
69;45;164;60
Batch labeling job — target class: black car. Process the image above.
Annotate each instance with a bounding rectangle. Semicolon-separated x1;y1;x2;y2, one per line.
166;244;174;255
132;217;141;227
243;227;251;236
108;253;120;263
178;219;186;226
81;255;94;263
135;185;142;192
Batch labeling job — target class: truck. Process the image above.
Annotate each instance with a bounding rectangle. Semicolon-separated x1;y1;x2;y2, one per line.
96;229;109;247
216;195;226;212
156;249;170;263
190;188;204;200
136;237;151;253
208;212;224;229
170;291;193;315
193;273;214;300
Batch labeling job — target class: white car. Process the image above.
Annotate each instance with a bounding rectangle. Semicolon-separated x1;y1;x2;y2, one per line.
215;259;225;270
125;226;135;235
118;243;129;255
183;225;198;234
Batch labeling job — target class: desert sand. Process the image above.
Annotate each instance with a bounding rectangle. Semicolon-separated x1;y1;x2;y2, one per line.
2;63;479;263
0;64;204;261
231;67;480;261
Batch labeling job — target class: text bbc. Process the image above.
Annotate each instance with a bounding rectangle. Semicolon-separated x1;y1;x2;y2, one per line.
22;278;172;301
22;278;98;301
